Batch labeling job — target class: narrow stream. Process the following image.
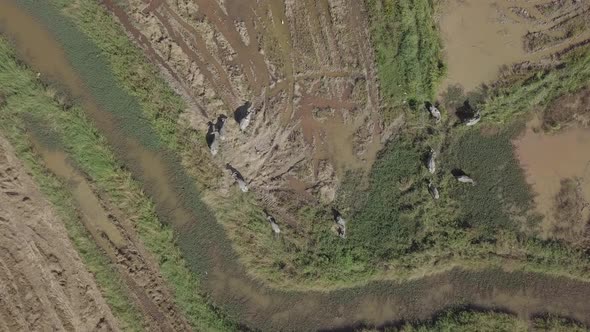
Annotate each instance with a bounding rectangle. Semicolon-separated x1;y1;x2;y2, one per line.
2;1;590;331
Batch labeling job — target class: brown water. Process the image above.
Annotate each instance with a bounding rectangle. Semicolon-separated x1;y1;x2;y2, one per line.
0;1;191;233
4;1;590;331
514;116;590;237
439;0;590;93
30;138;125;248
439;0;529;92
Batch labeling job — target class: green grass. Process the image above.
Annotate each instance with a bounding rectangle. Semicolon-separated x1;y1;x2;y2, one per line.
0;38;145;332
367;0;445;119
389;310;528;332
532;314;589;332
442;125;537;238
361;309;589;332
483;47;590;123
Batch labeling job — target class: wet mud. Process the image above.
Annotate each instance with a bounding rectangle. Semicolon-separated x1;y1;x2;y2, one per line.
514;115;590;239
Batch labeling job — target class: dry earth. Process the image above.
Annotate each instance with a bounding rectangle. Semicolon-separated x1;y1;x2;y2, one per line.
0;135;119;332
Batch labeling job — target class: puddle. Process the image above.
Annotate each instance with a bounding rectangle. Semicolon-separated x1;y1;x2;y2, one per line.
30;137;125;248
439;0;529;92
0;2;87;95
296;93;380;177
514;116;590;237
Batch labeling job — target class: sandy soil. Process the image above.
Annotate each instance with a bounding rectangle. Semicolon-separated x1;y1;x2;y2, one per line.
0;135;119;331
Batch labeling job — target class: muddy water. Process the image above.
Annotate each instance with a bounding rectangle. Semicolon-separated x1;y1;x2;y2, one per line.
514;116;590;236
439;0;590;93
30;138;125;248
0;2;86;96
4;1;590;331
439;0;529;92
296;93;380;177
0;1;191;232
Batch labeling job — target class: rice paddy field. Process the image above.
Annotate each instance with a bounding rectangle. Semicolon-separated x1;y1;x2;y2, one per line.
1;0;590;330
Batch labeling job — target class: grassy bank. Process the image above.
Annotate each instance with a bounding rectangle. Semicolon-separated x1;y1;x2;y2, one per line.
483;47;590;123
0;38;145;332
362;308;588;332
367;0;445;119
0;19;237;332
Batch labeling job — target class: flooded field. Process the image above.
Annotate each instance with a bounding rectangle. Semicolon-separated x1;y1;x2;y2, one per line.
515;115;590;239
2;0;590;330
439;0;590;93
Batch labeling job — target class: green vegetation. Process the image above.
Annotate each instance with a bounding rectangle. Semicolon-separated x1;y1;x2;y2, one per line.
532;314;589;332
367;0;445;118
0;38;145;332
483;47;590;123
387;310;527;332
361;309;589;332
443;125;536;237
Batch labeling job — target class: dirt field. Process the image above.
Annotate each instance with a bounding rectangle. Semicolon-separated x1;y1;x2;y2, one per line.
439;0;590;92
0;135;119;331
102;0;387;212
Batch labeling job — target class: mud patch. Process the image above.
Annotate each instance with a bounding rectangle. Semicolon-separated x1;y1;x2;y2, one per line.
102;0;384;208
439;0;590;93
32;141;126;248
29;135;194;331
514;116;590;238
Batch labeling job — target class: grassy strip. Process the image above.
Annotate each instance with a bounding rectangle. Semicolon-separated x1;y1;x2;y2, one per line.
387;310;527;332
0;13;237;332
0;38;145;332
483;47;590;123
367;0;445;119
362;309;588;332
